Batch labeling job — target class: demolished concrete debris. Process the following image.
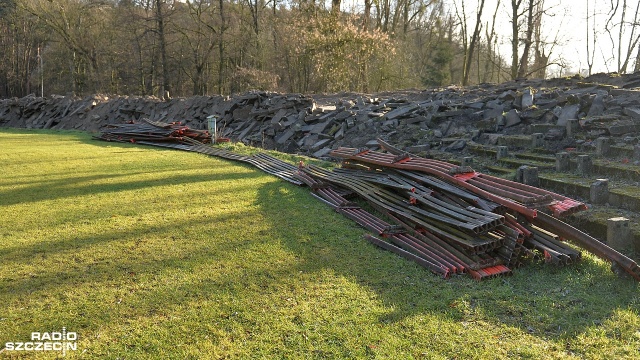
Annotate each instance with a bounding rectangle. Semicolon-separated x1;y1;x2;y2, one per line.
2;73;640;157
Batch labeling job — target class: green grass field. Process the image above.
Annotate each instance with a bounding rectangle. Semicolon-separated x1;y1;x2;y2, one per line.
1;129;639;359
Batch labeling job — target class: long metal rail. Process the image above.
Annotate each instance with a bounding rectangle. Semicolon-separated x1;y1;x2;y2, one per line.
330;147;540;218
530;212;640;281
302;165;504;252
332;167;505;232
298;171;509;279
376;138;587;217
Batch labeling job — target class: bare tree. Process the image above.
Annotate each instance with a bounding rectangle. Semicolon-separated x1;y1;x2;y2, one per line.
155;0;170;97
516;0;534;78
482;0;501;83
620;0;640;73
363;0;371;30
604;0;640;73
510;0;522;79
586;0;596;76
0;0;47;97
332;0;340;15
18;0;110;93
463;0;485;85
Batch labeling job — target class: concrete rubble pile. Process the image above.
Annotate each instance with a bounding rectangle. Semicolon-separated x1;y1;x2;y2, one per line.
2;73;640;155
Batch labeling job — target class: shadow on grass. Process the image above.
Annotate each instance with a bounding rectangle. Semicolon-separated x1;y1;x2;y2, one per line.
0;205;253;266
2;129;638;357
0;165;261;206
254;180;640;343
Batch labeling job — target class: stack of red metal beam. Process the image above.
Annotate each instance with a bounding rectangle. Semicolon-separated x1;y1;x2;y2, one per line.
315;140;639;281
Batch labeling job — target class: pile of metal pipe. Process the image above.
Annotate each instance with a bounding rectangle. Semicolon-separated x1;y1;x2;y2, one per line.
94;118;213;144
94;123;640;281
97;120;304;185
328;142;640;281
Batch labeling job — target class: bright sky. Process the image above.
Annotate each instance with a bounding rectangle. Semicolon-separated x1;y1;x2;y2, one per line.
341;0;640;77
477;0;638;77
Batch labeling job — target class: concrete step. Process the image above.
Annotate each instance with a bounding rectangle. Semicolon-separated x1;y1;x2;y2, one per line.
468;143;640;181
567;206;640;260
514;152;556;163
538;173;640;213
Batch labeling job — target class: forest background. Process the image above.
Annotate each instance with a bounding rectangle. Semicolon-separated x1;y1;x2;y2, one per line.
1;0;640;98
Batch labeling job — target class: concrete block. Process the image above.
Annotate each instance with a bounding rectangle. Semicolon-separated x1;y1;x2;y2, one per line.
407;144;430;153
556;104;579;126
607;217;631;251
633;144;640;161
516;165;539;187
566;119;579;138
461;157;474;167
556;152;570;171
505;109;521;127
595;137;611;157
590;179;609;205
531;133;544;148
576;154;592;176
521;88;534;108
496;146;508;159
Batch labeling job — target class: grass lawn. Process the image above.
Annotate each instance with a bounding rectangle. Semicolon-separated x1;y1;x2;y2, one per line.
1;128;639;359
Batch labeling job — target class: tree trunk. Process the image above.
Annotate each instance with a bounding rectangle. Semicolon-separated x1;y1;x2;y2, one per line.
463;0;485;85
363;0;371;30
155;0;170;97
532;1;548;79
483;0;500;83
332;0;340;14
218;0;226;94
517;0;534;78
510;0;520;79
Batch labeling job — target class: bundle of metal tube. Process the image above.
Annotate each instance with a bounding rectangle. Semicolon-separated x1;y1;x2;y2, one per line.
332;140;588;218
299;162;608;279
328;142;640;281
97;121;304;185
94;119;212;144
296;165;529;279
295;170;511;279
94;124;640;281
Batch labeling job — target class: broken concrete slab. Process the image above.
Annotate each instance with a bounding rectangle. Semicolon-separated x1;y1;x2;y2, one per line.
520;88;534;108
384;104;419;119
556;104;580;126
446;139;466;151
313;147;333;158
505;109;521;127
587;94;605;117
623;107;640;120
276;129;295;144
310;119;334;134
407;144;430;153
311;138;332;151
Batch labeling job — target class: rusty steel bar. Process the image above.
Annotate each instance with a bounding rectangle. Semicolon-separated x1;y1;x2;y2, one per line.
527;225;582;262
303;171;488;278
302;165;504;248
364;235;450;278
480;173;588;216
377;138;588;217
394;233;465;273
330;147;539;218
386;234;459;274
386;213;506;274
305;176;464;276
530;212;640;281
